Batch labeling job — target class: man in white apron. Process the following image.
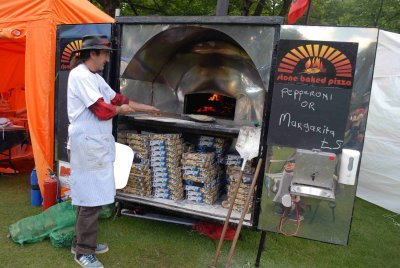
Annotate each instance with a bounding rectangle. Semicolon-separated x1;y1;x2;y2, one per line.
68;35;158;268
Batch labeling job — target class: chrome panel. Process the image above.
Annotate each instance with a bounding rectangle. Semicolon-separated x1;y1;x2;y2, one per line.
258;26;378;245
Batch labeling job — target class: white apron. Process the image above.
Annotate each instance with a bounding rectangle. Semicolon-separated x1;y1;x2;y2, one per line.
69;119;116;206
68;64;117;207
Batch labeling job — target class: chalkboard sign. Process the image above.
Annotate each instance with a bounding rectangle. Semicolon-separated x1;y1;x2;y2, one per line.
267;40;358;152
267;83;351;151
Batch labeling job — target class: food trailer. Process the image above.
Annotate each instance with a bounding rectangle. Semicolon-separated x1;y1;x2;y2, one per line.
54;17;378;247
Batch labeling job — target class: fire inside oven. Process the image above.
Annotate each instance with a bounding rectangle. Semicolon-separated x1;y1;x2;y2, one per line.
184;93;236;120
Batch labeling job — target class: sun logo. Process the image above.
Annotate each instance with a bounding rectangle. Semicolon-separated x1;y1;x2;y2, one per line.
61;39;82;64
278;44;353;78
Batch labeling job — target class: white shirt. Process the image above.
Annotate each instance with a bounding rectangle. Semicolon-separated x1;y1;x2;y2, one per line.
67;63;116;124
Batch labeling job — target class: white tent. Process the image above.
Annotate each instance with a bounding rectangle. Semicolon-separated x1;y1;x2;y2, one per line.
357;30;400;213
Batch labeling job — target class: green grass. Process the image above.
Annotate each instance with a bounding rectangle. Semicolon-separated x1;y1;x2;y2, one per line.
1;174;399;267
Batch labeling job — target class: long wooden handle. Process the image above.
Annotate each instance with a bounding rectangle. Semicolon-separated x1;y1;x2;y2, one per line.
225;158;263;268
127;110;178;116
156;111;181;116
211;165;246;268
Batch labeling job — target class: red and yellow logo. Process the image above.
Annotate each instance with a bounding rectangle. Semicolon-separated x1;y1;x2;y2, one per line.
278;44;353;78
60;39;82;70
276;42;356;88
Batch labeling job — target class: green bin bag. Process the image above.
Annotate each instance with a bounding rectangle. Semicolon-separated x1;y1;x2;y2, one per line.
48;204;114;248
9;201;115;245
49;226;75;248
9;201;76;244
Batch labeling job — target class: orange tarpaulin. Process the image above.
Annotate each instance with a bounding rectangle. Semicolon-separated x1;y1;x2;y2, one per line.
0;0;114;193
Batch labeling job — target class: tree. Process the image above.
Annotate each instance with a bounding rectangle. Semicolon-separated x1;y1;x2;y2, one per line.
90;0;119;17
90;0;217;17
309;0;400;33
90;0;400;33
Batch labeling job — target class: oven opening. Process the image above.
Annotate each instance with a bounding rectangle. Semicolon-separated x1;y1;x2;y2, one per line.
184;93;236;120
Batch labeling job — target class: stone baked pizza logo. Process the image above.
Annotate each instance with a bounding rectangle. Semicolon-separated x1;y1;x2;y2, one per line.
60;39;82;70
276;43;356;88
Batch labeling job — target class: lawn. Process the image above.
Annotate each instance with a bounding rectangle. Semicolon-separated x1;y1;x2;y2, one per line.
0;173;398;268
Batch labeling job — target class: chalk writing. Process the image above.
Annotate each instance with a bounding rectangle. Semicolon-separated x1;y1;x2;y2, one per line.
281;87;333;102
321;138;343;150
267;83;352;152
278;112;335;138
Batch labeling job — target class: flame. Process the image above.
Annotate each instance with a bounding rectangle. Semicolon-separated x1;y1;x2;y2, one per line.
208;94;221;101
304;57;326;74
196;106;216;113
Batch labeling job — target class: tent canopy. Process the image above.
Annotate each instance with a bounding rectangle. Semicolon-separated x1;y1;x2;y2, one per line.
358;30;400;213
0;0;113;191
